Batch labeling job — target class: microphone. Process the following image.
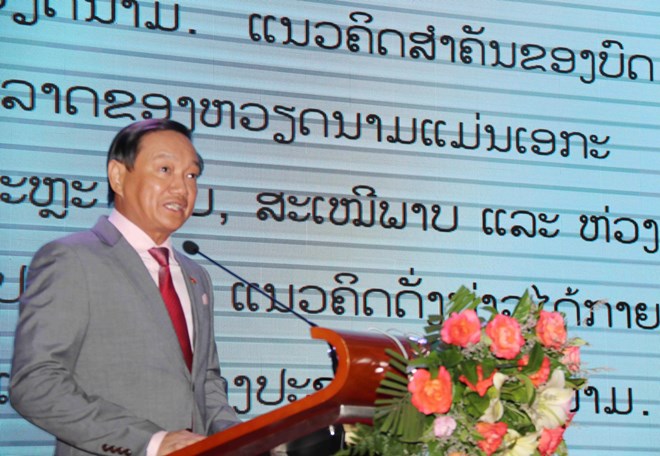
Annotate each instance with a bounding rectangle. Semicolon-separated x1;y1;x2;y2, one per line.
182;240;339;372
183;240;317;327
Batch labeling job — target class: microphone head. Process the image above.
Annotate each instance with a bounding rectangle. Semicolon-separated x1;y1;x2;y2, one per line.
182;240;199;255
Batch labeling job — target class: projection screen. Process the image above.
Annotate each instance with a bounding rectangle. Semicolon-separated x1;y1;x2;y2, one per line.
1;1;658;454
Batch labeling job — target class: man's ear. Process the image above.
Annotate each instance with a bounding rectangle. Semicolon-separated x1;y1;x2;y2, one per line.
107;160;127;200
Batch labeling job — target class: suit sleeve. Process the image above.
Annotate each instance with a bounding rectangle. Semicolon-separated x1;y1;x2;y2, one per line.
10;241;162;456
198;267;241;435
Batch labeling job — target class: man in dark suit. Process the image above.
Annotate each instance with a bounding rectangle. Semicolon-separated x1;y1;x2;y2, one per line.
10;119;240;456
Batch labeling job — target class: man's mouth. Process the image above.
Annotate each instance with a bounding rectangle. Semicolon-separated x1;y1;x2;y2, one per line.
164;202;186;212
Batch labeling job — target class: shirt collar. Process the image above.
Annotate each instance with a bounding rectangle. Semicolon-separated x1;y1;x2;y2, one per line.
108;209;173;252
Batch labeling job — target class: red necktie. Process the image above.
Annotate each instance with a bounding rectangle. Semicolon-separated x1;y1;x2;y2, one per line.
149;247;193;372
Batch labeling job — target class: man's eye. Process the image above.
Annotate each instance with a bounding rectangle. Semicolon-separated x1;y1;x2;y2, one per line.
160;166;170;173
187;173;199;179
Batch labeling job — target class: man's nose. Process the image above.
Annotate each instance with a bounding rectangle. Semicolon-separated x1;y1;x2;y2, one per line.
169;173;189;194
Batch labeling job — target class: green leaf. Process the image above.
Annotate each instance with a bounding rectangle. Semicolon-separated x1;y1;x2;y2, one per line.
384;370;409;386
480;358;496;377
515;373;537;405
438;347;464;368
446;286;480;315
566;377;588;389
465;391;491;416
453;381;466;402
512;289;533;323
570;337;589;347
423;323;442;334
384;349;412;376
380;378;409;392
374;398;399;406
556;439;569;456
459;359;479;384
481;305;499;318
424;334;441;347
520;343;544;374
376;386;407;398
407;358;429;369
379;403;397;433
399;401;427;442
502;403;534;433
501;378;532;404
385;348;410;366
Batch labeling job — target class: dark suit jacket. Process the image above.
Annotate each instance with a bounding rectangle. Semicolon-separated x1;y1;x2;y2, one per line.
10;216;239;456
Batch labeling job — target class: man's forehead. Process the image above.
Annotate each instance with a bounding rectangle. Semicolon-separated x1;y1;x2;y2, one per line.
137;132;197;156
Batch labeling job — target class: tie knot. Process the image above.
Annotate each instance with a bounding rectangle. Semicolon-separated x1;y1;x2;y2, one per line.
149;247;170;267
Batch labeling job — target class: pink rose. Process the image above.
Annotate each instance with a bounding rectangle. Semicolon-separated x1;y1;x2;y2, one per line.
485;314;524;359
408;367;453;415
517;354;551;386
441;309;481;347
538;426;566;456
562;346;581;372
433;415;457;438
475;422;508;456
536;311;567;349
459;365;497;397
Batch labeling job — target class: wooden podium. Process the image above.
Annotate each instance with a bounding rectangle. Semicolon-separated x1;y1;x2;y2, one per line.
172;327;411;456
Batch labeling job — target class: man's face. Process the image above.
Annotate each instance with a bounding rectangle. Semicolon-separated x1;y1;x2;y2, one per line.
109;130;200;245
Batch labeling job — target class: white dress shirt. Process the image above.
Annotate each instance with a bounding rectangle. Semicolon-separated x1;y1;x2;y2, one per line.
108;209;195;456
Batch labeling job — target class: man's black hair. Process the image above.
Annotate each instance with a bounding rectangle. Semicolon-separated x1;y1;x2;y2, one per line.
106;118;203;205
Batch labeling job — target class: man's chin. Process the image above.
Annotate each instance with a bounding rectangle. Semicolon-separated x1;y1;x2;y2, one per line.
154;218;189;238
164;220;188;233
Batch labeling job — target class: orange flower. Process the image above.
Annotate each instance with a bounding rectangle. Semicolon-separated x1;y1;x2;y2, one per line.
517;354;551;386
441;309;481;347
407;367;453;415
536;311;567;349
538;426;566;456
485;314;524;359
459;365;497;396
475;421;508;456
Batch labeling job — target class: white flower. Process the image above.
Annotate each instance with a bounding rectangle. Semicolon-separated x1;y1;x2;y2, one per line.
480;397;504;423
526;370;573;430
479;373;508;423
493;372;508;390
501;430;539;456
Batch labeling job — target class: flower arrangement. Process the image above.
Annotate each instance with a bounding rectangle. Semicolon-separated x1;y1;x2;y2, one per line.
338;286;588;456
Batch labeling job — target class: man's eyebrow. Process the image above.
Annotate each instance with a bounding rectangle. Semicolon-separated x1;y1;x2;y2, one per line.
191;159;202;173
151;151;200;166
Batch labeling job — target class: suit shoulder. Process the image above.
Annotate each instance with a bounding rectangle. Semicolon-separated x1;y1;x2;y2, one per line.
28;229;113;272
37;229;103;254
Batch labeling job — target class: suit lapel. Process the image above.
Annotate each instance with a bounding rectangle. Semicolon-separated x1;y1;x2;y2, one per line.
176;250;207;378
92;217;192;376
